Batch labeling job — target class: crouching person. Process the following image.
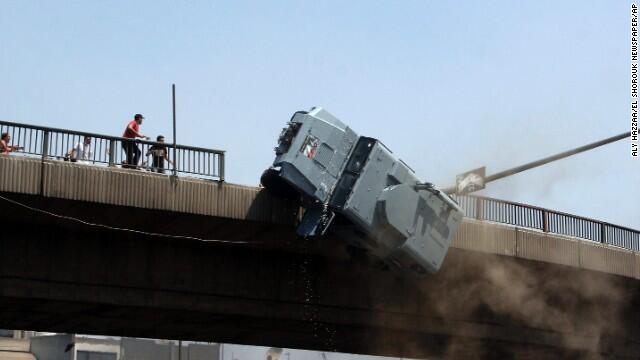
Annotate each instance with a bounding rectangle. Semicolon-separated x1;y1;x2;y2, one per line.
146;135;173;174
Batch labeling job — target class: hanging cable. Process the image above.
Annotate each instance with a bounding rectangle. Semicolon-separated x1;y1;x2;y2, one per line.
0;194;250;245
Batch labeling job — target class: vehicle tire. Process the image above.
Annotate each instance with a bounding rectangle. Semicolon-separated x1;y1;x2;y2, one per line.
260;168;300;200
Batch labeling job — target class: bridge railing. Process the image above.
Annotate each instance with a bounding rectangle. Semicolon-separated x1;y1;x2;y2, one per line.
0;120;225;181
451;194;640;252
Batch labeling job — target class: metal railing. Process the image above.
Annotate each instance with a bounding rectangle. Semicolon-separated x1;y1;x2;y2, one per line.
451;194;640;252
0;120;225;181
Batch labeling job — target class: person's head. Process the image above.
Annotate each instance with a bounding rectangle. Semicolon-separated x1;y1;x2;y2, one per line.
83;136;92;145
1;133;9;142
157;135;165;143
134;114;144;124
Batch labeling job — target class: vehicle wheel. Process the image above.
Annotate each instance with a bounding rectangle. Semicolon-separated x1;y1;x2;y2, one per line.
260;168;300;200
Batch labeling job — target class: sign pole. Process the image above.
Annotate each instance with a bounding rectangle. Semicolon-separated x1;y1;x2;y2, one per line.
172;84;177;176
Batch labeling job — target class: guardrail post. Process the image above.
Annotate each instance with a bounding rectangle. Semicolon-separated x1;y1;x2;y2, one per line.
219;153;225;182
600;223;606;244
108;139;116;166
475;197;482;220
41;130;50;159
542;210;549;232
172;148;178;176
40;131;50;196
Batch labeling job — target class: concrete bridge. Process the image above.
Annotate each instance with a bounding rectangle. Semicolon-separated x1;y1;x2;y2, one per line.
1;155;640;359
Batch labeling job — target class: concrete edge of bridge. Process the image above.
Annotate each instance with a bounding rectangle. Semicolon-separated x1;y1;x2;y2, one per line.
454;218;639;279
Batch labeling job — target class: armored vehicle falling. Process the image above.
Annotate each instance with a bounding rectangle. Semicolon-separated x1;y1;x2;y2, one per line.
261;107;463;274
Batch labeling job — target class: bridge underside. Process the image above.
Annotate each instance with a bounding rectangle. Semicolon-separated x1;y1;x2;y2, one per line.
1;193;640;359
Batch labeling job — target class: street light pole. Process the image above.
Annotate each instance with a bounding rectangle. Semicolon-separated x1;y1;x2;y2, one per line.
443;131;631;194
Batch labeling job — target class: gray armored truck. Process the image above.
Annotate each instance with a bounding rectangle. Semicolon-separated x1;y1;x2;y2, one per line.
261;107;463;274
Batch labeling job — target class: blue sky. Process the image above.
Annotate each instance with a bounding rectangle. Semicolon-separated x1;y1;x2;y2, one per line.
1;1;638;229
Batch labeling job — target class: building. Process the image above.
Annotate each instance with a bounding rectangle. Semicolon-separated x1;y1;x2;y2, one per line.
0;330;220;360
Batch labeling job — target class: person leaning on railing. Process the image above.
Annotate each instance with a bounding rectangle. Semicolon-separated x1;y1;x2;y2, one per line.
0;132;24;155
122;114;149;169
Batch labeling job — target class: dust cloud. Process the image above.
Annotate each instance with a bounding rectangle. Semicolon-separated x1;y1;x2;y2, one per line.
420;239;631;359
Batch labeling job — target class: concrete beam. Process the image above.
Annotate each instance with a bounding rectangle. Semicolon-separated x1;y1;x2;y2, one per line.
1;207;639;359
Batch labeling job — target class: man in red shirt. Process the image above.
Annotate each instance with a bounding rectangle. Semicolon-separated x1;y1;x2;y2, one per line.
122;114;148;168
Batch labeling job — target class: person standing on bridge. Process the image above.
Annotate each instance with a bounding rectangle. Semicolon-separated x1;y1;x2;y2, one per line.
122;114;148;169
0;132;23;155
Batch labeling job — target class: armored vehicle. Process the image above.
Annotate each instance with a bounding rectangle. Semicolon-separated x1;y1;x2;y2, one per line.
261;107;463;274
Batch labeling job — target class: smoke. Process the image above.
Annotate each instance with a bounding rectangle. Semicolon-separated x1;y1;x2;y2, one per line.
423;246;630;359
479;163;570;206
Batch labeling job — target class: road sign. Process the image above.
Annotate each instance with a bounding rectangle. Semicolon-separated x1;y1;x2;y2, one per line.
456;167;486;195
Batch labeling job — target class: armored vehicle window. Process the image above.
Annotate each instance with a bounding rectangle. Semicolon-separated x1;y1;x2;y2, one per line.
345;137;375;174
329;138;376;209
